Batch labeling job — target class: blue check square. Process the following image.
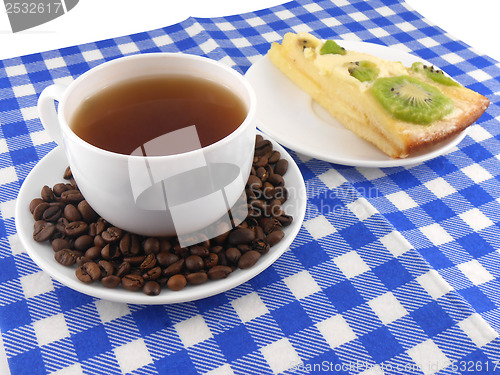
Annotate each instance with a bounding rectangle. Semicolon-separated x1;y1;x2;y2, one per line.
373;259;413;291
359;326;403;364
458;287;496;314
272;301;313;336
421;200;455;222
71;325;111;362
324;280;364;313
214;325;257;362
155;349;197;375
339;223;377;249
132;306;170;336
292;241;330;269
411;301;455;337
8;348;46;375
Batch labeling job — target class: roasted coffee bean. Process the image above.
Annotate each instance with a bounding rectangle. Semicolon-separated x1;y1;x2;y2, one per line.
185;255;204;272
94;235;106;248
75;262;101;283
238;250;261;269
255;134;264;143
163;259;184;277
254;226;265;241
102;275;121;288
213;223;231;244
52;237;71;252
143;237;160;254
84;246;102;260
268;150;281;164
277;214;293;226
262;182;275;200
52;183;68;196
121;274;144;291
274;159;288;176
63;166;72;179
116;261;131;278
42;204;62;222
143;281;161;296
29;198;44;214
189;245;209;257
65;221;88;237
119;233;141;256
268;173;284;187
266;230;284;246
210;245;224;254
98;260;114;277
56;217;69;233
41;185;54;202
256;166;269;182
167;274;187;291
140;253;157;270
159;238;172;252
254;139;272;156
273;186;288;203
143;266;162;281
123;255;146;265
254;155;268;168
74;235;94;251
77;200;98;222
252;239;270;254
101;243;121;260
54;249;80;266
173;245;189;258
225;247;241;264
33;221;56;242
63;204;81;221
228;228;255;245
186;272;208;285
60;189;83;203
260;217;281;234
101;227;123;243
208;265;232;280
156;251;179;267
269;199;282;217
33;202;50;221
204;253;218;269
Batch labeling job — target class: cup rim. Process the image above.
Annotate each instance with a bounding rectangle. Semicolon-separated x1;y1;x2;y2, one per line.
57;52;257;160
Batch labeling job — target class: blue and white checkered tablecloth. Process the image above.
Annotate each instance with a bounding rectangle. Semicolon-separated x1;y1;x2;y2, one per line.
1;0;500;374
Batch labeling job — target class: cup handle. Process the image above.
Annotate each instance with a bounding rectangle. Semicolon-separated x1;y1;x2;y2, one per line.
37;83;68;147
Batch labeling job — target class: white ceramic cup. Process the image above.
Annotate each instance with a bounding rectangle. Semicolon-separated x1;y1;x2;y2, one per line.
38;53;256;243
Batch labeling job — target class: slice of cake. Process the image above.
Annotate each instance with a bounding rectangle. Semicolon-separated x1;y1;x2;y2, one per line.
267;32;489;158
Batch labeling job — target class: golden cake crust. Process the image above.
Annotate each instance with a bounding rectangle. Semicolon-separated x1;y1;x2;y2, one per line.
268;32;490;158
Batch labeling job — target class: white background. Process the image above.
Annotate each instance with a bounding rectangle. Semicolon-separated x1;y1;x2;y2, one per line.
1;1;500;374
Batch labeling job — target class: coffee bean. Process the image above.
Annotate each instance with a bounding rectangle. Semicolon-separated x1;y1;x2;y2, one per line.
228;228;255;245
277;214;293;226
167;274;187;291
33;221;56;242
256;166;269;182
123;255;146;265
33;202;50;221
29;198;44;214
143;281;161;295
41;185;54;202
102;275;121;288
268;173;284;187
116;261;131;278
143;237;160;254
156;251;179;267
143;266;162;281
54;249;80;266
260;217;281;234
189;245;209;257
268;150;281;164
266;230;284;246
121;274;144;291
98;260;114;277
255;139;272;156
63;166;72;179
163;259;184;277
119;233;140;256
74;235;94;251
204;253;218;269
75;262;101;283
185;255;204;272
84;246;102;260
208;265;232;280
52;237;71;252
94;235;106;248
52;183;68;196
101;243;121;260
77;200;98;222
274;159;288;176
186;272;208;285
140;253;157;270
101;227;123;243
60;189;83;203
238;250;261;269
56;217;69;234
65;221;88;237
254;155;268;168
225;247;241;264
252;239;270;254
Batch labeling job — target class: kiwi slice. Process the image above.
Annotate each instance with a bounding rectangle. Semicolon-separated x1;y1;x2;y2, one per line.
371;75;454;125
347;60;379;82
320;40;346;55
411;62;460;87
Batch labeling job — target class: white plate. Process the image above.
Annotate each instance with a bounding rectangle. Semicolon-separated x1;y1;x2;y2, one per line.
245;40;467;168
15;136;306;305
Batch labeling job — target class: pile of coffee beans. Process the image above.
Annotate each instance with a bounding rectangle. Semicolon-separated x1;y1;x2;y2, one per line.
29;135;293;296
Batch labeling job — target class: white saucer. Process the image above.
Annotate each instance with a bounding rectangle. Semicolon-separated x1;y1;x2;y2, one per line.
245;40;467;168
15;136;306;305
